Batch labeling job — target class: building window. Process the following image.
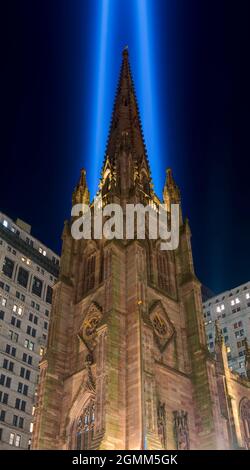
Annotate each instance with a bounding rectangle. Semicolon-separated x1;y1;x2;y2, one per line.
13;415;18;427
216;304;225;313
17;382;28;396
11;317;21;328
157;253;169;291
13;304;23;316
74;401;95;450
22;353;32;365
17;267;29;288
15;398;26;412
0;374;11;388
26;326;36;337
1;297;7;307
20;367;30;381
15;434;21;447
46;285;53;304
3;359;14;372
8;330;19;342
0;410;6;422
2;257;14;278
0;391;8;405
84;256;96;294
32;277;43;297
24;339;34;351
19;417;24;429
39;247;46;257
5;344;16;357
0;310;4;320
9;431;21;446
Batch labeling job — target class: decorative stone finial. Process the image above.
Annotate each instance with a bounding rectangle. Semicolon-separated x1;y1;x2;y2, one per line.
215;320;223;346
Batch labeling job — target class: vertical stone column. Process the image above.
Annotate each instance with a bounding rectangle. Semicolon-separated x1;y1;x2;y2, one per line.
32;281;74;449
126;242;143;449
142;325;163;449
99;244;126;449
178;223;218;448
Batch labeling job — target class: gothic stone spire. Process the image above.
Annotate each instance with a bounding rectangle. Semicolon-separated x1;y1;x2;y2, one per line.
72;168;90;206
100;48;152;198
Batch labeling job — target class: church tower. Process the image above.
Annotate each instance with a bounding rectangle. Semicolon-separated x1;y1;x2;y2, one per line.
32;49;250;450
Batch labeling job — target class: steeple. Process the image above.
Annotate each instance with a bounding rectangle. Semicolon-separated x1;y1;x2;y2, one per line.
105;47;149;163
72;168;90;206
100;48;152;199
163;168;181;207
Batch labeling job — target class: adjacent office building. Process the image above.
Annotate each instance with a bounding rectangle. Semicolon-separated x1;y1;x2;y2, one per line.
203;281;250;375
0;212;59;449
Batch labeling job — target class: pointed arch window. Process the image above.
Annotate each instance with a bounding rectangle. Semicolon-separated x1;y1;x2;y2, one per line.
141;171;150;194
84;255;96;294
157;252;169;292
75;401;95;450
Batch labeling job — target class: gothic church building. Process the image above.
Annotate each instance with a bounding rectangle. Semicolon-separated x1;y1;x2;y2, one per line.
32;49;250;450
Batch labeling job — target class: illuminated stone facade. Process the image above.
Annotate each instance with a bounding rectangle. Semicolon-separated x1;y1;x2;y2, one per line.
32;49;250;450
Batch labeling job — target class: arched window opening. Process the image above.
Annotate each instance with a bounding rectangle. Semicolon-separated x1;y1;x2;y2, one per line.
84;255;96;294
75;401;95;450
157;253;169;292
141;172;150;194
102;174;111;195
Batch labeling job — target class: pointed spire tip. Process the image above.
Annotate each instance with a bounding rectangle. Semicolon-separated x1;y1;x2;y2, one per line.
123;46;129;57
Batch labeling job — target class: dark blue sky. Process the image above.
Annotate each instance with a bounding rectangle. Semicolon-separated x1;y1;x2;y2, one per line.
1;0;250;294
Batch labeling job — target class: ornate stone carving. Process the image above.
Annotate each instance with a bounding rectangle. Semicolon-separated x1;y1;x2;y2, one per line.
157;402;167;448
173;410;190;450
78;302;102;351
149;301;175;352
85;353;96;393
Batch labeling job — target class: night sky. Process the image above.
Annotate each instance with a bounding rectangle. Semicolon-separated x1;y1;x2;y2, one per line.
1;0;250;294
